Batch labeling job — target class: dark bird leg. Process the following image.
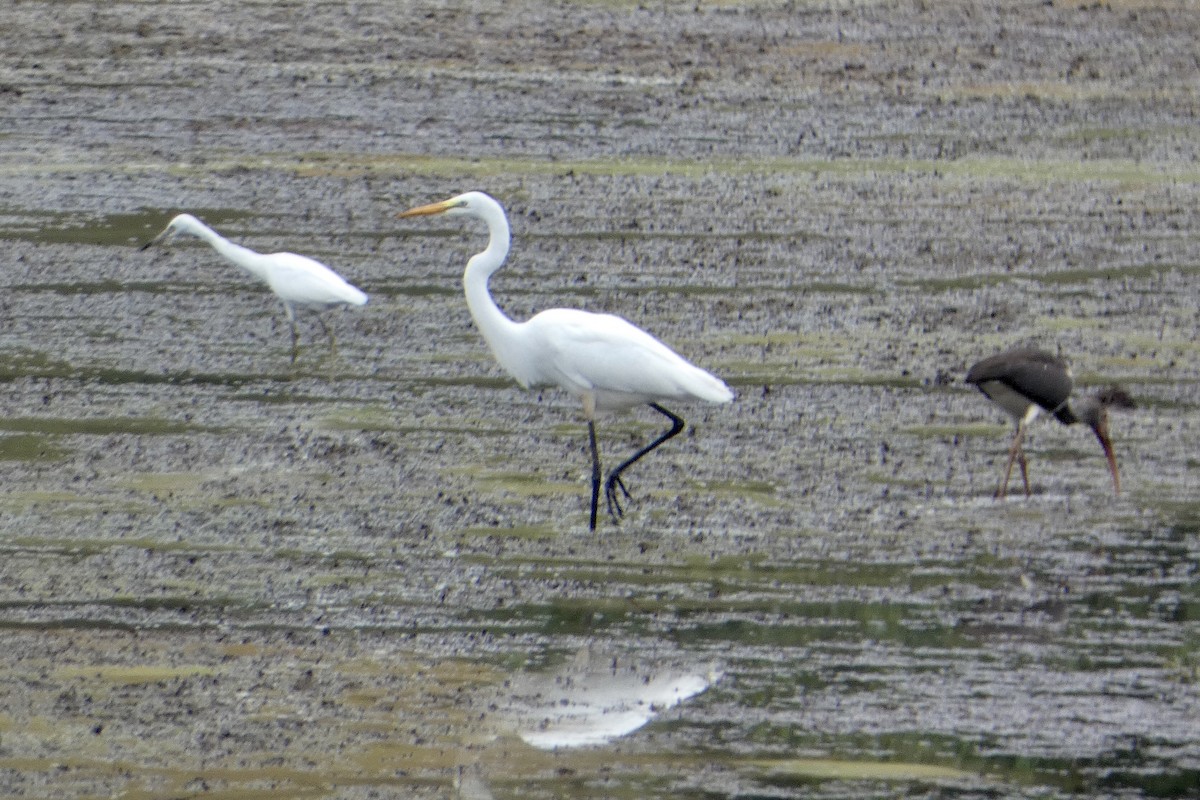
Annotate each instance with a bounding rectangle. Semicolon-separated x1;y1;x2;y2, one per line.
604;403;685;523
998;422;1028;500
588;420;602;532
1016;447;1031;497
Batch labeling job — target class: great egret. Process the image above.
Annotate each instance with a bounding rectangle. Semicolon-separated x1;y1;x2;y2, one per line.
966;347;1135;498
397;191;733;530
141;214;368;362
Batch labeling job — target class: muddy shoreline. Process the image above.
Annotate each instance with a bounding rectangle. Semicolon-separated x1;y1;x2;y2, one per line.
1;1;1198;798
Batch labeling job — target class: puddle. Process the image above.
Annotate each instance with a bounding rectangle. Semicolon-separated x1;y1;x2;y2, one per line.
0;208;252;247
752;756;977;784
0;416;224;437
494;647;719;750
0;433;71;461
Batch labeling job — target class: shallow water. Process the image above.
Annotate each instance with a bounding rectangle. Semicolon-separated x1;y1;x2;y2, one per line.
1;1;1198;798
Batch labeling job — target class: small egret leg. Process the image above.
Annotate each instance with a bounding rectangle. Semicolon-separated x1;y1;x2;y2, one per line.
315;313;337;359
604;403;685;523
290;323;300;364
588;421;602;531
283;303;299;364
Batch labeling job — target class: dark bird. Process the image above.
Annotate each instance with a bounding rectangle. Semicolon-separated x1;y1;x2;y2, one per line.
965;347;1135;499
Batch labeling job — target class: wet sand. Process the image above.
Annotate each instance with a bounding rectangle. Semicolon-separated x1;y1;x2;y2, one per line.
0;1;1198;798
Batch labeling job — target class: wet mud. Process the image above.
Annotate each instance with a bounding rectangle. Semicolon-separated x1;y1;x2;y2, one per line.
0;1;1198;798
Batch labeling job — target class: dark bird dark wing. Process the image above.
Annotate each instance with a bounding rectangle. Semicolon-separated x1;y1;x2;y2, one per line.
966;348;1075;419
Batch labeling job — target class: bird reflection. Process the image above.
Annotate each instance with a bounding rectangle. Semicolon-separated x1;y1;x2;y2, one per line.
496;646;720;750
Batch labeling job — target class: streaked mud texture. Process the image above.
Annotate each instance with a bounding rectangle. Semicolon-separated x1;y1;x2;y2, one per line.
0;1;1197;798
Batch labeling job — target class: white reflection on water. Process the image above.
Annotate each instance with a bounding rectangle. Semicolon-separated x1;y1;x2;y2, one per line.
454;764;496;800
496;647;722;750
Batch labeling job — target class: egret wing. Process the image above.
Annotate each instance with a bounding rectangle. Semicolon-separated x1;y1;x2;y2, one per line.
265;253;367;308
531;310;730;403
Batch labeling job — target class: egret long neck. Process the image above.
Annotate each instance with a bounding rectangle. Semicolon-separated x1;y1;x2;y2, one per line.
193;225;272;283
463;208;522;352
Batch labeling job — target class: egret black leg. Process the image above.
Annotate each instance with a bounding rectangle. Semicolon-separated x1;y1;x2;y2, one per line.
603;403;685;523
588;420;601;531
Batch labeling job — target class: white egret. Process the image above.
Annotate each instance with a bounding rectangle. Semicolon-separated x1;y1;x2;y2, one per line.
141;213;368;363
966;347;1135;498
398;191;733;530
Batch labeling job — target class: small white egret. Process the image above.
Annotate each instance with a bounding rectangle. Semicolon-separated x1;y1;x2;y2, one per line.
966;347;1135;498
398;191;733;530
141;213;368;363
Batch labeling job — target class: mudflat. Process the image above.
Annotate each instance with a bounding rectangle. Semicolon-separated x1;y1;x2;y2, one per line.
0;1;1197;798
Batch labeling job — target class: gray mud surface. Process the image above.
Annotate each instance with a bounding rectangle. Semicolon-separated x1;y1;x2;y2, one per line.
1;1;1198;798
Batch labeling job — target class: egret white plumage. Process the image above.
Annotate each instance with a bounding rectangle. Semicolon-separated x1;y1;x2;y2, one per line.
966;347;1135;499
141;214;368;362
397;191;733;530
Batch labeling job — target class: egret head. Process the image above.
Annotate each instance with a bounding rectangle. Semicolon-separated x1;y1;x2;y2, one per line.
139;213;206;251
397;191;496;221
397;191;512;279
